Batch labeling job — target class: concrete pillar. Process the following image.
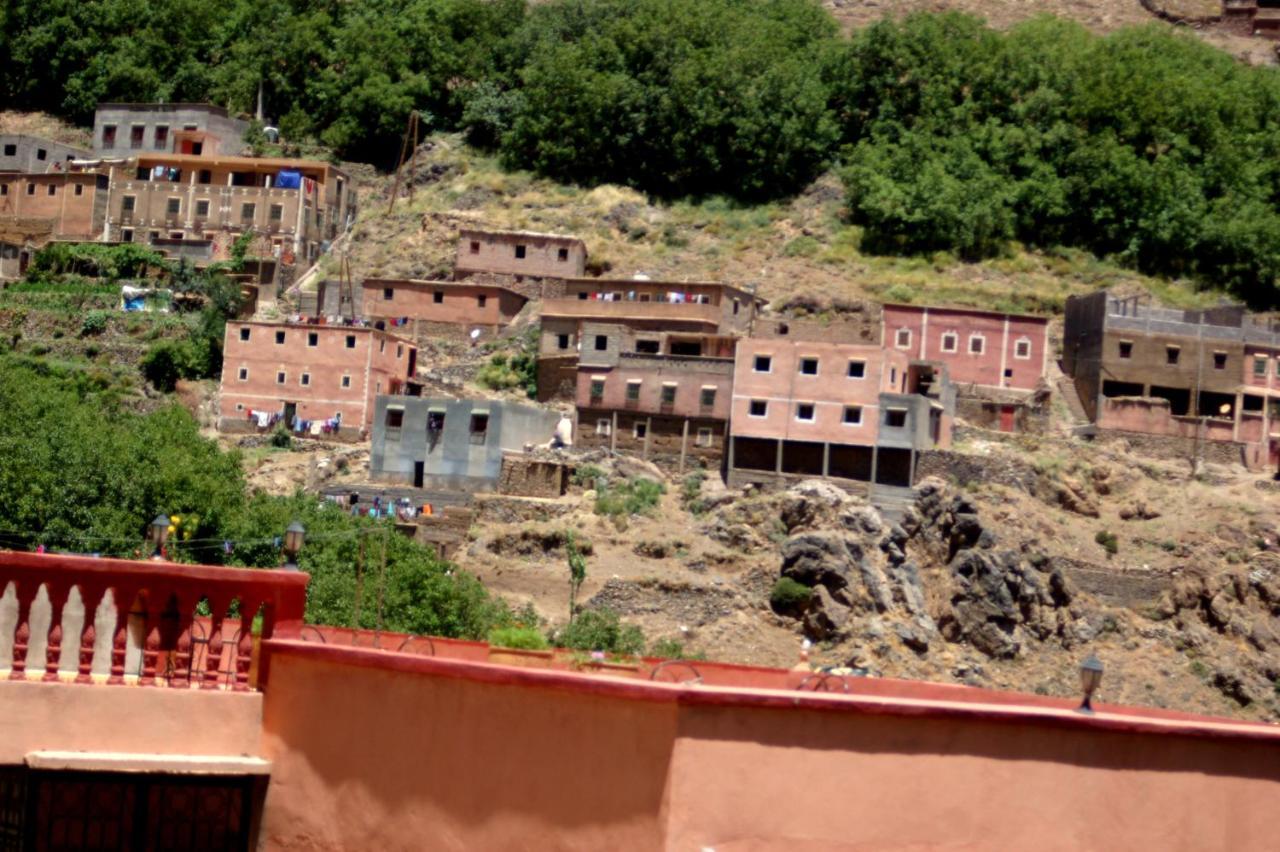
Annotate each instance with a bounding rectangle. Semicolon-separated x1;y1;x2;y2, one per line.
727;434;736;475
679;418;689;475
610;410;618;455
1233;392;1243;442
643;416;652;459
775;439;783;474
870;446;879;488
822;442;830;478
909;448;917;486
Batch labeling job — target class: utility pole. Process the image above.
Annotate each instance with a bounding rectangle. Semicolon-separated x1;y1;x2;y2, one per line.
386;111;421;215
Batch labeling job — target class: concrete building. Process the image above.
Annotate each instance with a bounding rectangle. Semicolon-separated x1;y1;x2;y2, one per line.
217;320;418;437
728;335;954;490
370;397;561;490
454;227;586;280
574;324;736;474
1064;291;1280;468
3;549;1280;850
537;278;762;401
881;303;1050;392
361;278;529;337
0;135;90;173
0;172;112;277
82;153;353;263
92;103;250;158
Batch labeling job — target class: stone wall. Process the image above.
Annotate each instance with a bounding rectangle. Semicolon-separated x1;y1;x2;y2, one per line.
474;495;577;525
499;454;567;498
415;506;474;560
914;449;1039;493
955;397;1050;434
725;467;871;497
1094;428;1246;467
1048;556;1173;610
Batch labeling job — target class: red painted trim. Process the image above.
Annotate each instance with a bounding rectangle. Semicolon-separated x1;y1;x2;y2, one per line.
0;551;309;589
264;639;1280;745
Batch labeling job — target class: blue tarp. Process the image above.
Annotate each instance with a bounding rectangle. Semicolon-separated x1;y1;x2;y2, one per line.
275;170;302;189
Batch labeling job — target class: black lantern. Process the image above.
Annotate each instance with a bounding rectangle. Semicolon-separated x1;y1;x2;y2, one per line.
282;521;306;570
148;513;171;558
1077;655;1104;714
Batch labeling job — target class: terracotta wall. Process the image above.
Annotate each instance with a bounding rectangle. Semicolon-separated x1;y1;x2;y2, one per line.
456;231;586;278
0;174;104;238
883;304;1049;391
361;280;525;327
1098;397;1236;442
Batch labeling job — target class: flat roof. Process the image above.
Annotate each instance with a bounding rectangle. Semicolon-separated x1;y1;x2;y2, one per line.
883;302;1050;324
96;103;235;118
228;319;416;345
129;152;344;178
363;278;529;302
565;278;762;302
458;227;585;246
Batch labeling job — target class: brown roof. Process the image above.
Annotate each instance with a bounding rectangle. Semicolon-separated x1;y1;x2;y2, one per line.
882;302;1050;323
362;278;529;302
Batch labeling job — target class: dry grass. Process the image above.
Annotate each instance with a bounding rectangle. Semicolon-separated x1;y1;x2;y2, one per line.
0;111;92;148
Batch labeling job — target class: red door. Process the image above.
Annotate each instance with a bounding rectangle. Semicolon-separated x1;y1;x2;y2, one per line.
999;405;1016;432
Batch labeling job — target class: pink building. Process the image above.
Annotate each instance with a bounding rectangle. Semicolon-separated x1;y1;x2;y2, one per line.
574;324;736;474
454;227;586;280
361;278;529;334
729;337;953;489
4;549;1280;849
882;304;1049;392
217;320;418;437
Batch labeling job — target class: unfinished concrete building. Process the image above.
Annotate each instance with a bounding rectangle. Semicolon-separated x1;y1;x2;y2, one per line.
1063;291;1280;468
93;103;250;158
728;333;954;492
217;321;418;437
370;398;561;490
0;135;90;173
537;278;763;401
454;228;586;281
361;278;529;339
574;323;736;475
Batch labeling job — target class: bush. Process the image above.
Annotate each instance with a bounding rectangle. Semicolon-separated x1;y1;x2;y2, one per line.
1095;529;1119;558
682;471;707;515
488;625;550;650
557;608;645;656
140;339;200;392
770;577;812;614
80;310;109;337
595;477;665;518
269;427;294;450
571;464;606;488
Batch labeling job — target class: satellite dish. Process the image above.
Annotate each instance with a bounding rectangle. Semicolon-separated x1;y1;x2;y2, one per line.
1219;403;1231;415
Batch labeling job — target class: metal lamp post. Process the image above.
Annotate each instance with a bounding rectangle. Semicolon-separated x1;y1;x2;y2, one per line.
282;521;306;570
148;514;171;559
1077;655;1104;714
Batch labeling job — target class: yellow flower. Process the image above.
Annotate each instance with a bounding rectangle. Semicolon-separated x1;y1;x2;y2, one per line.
167;524;176;535
170;515;181;525
182;530;192;541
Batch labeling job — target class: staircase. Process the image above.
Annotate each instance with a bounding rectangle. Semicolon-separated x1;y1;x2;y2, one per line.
870;484;916;523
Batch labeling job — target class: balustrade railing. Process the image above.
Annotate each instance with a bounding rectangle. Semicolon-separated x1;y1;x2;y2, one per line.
0;552;306;691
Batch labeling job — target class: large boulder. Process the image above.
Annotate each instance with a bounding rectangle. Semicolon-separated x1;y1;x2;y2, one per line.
803;585;851;640
780;532;858;593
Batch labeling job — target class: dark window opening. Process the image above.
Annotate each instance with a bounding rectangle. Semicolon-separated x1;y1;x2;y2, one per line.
300;373;310;386
307;332;318;347
2;144;15;156
635;340;660;354
514;244;526;259
239;328;250;341
433;291;444;304
1256;356;1269;377
594;335;608;351
749;400;767;416
1166;346;1180;366
166;198;180;215
848;360;865;378
276;372;286;384
590;380;605;400
197;169;212;185
754;355;771;372
799;357;819;376
275;331;285;345
154;125;169;149
557;334;570;350
660;385;677;405
102;125;117;147
469;413;489;444
345;335;356;349
130;125;144;148
196;200;210;217
843;406;862;425
1213;352;1227;370
36;148;46;161
470;241;480;254
796;403;815;421
477;295;487;308
558;247;569;261
1004;368;1013;379
47;184;56;196
383;287;394;301
237;368;248;380
634;421;647;438
386;409;404;430
885;409;908;428
270;204;283;221
669;340;703;357
1150;385;1190;416
700;388;716;407
626;382;641;401
578;292;588;300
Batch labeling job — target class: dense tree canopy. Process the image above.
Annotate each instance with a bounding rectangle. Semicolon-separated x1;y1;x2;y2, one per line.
7;2;1280;298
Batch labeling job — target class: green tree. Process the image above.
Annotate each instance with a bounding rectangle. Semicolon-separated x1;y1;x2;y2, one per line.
565;529;587;624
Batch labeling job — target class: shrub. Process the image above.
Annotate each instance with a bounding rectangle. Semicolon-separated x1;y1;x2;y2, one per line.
557;608;645;656
140;339;200;392
682;470;707;515
269;427;294;450
570;464;606;488
770;577;812;614
80;310;109;337
595;477;665;518
1095;529;1118;558
488;625;550;650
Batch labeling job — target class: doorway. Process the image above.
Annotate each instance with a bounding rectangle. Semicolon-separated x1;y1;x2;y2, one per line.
282;402;296;427
999;405;1016;433
413;461;425;488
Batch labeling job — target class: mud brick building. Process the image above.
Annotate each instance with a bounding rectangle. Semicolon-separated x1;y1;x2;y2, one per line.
454;228;586;281
1064;291;1280;468
0;172;111;276
370;397;561;490
573;324;737;475
0;134;90;173
217;321;418;437
537;278;762;401
361;278;529;338
728;331;954;492
92;103;250;158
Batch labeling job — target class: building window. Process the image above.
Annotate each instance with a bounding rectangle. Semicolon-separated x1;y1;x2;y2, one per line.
843;406;862;425
578;292;589;301
300;373;311;386
696;428;714;447
121;228;133;242
594;335;608;351
1119;341;1133;359
197;169;212;185
590;379;605;400
433;291;444;304
276;371;287;384
241;203;255;222
1014;338;1032;360
753;355;772;373
1;144;13;156
386;409;404;435
1255;356;1269;378
307;332;318;347
122;195;136;214
795;403;815;422
165;197;179;216
74;183;83;196
346;335;356;349
470;240;480;254
341;375;351;388
799;357;819;376
102;125;116;147
661;384;677;405
635;340;660;354
154;125;168;149
514;244;526;259
557;334;570;350
968;335;985;355
633;422;647;439
196;200;209;217
239;327;251;342
237;367;248;381
885;408;907;428
36;148;46;161
379;340;385;353
1166;346;1180;366
477;295;487;308
595;418;611;436
270;204;283;221
0;185;6;196
130;125;144;149
941;332;958;353
25;183;34;196
275;331;286;345
847;360;865;378
465;413;487;443
397;344;403;358
1213;352;1227;370
700;387;716;407
625;380;641;401
895;328;911;349
558;247;569;261
383;287;394;301
749;400;768;417
46;184;56;196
